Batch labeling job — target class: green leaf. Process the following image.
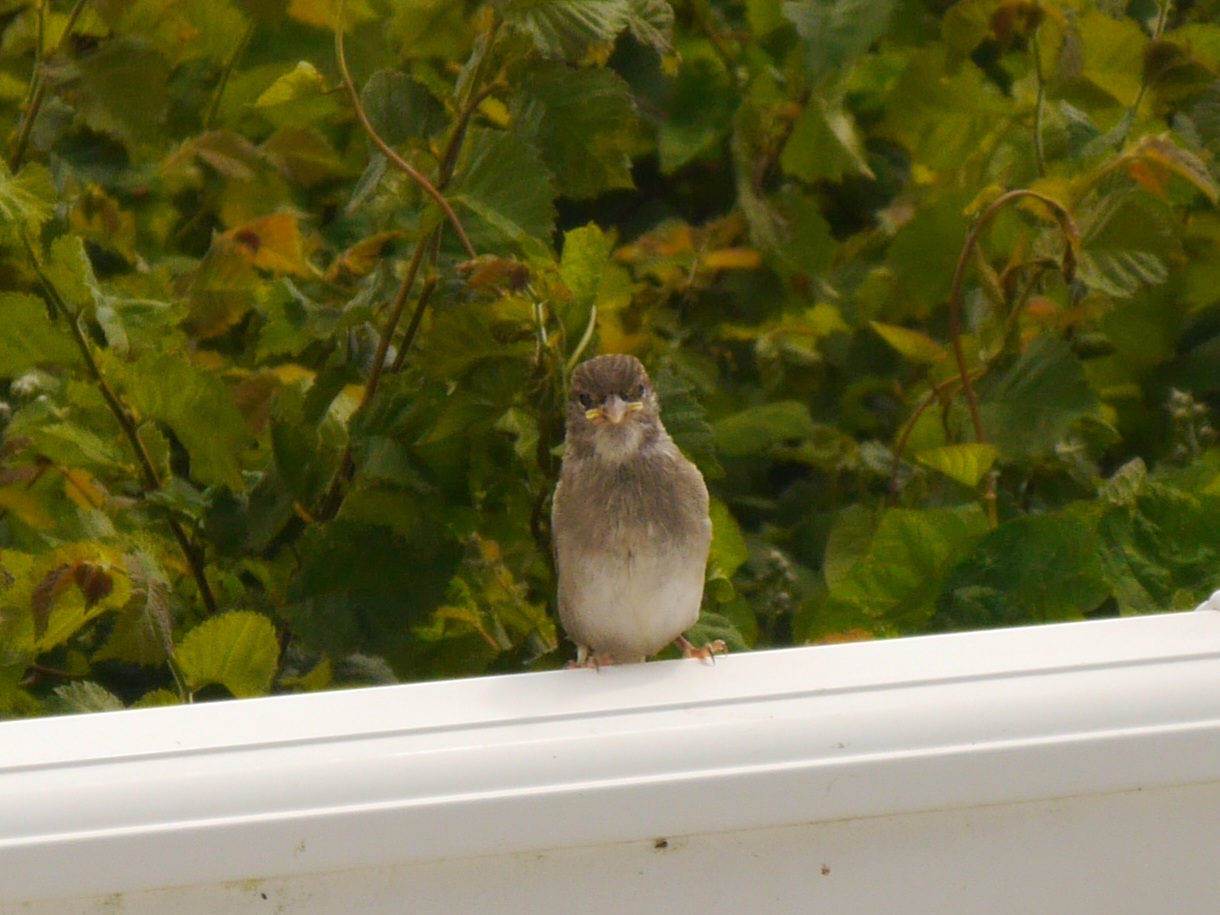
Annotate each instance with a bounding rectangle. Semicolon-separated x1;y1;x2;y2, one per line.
1074;11;1146;107
782;0;897;82
0;292;80;376
869;321;948;365
916;444;999;488
781;98;875;183
286;520;462;671
713;401;818;458
654;370;722;478
58;40;172;146
45;234;97;310
883;47;1009;171
977;336;1098;462
557;222;616;336
623;0;674;52
503;0;632;61
94;553;174;667
448;127;557;250
936;515;1110;629
254;61;327;109
657;41;736;174
117;352;253;490
49;680;124;715
360;69;448;149
709;498;748;579
826;505;989;630
511;63;637;200
176;611;280;698
0;164;56;230
1076;192;1173;299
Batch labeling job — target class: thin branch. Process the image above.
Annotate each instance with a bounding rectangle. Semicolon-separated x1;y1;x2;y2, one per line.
202;17;255;130
390;269;438;373
9;0;89;172
24;236;219;616
1031;24;1047;178
334;18;476;258
944;189;1077;523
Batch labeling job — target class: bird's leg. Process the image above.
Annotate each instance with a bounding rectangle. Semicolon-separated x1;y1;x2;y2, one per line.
675;635;728;664
565;646;618;670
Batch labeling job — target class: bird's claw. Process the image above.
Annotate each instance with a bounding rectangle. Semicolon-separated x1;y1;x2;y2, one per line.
675;636;728;664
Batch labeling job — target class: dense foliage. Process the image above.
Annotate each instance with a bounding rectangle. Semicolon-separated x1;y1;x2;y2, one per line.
2;0;1219;715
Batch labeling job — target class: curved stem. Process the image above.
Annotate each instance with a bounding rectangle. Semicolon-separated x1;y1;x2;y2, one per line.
943;189;1077;523
334;18;476;258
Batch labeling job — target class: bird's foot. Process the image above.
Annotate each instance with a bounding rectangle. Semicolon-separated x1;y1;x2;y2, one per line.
565;647;618;670
675;635;728;664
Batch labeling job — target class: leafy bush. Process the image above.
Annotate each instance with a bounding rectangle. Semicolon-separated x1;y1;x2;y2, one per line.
2;0;1218;715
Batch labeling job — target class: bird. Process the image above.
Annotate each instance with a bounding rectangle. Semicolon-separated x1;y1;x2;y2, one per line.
551;353;725;667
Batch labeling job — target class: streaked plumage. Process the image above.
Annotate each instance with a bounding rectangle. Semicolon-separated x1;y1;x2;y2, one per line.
552;354;720;666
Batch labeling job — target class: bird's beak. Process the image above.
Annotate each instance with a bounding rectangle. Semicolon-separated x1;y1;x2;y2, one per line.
587;395;644;425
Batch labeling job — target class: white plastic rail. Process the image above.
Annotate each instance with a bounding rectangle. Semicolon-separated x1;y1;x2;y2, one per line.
4;593;1220;914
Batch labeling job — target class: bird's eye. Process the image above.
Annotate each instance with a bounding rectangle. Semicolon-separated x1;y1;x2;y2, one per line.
577;393;596;409
628;384;647;401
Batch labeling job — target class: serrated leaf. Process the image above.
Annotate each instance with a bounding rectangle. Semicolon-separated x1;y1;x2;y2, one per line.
870;321;948;365
24;544;130;651
224;212;313;277
58;40;172;146
936;515;1109;628
118;352;253;490
0;164;56;229
448;127;556;250
977;336;1097;461
176;611;280;698
713;401;818;458
49;680;124;715
503;0;632;60
916;443;999;488
94;553;174;667
511;63;637;200
827;505;989;629
884;48;1008;171
0;292;81;376
361;69;448;149
782;0;897;81
654;370;722;478
624;0;674;51
1122;134;1219;204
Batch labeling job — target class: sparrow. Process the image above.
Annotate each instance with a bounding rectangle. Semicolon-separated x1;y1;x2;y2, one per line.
551;354;725;666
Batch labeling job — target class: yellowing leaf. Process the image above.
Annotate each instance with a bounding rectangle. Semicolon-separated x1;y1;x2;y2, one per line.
916;444;1000;488
870;321;948;364
1122;134;1219;204
224;212;313;277
254;61;326;107
175;610;280;698
324;231;403;282
287;0;376;30
702;248;764;270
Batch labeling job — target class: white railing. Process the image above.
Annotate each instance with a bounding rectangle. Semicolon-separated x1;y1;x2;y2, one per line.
4;593;1220;915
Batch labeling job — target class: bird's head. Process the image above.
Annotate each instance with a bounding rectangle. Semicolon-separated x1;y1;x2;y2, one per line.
566;354;662;463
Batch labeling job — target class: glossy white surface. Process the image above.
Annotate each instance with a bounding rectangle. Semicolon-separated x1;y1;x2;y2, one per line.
4;601;1220;913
